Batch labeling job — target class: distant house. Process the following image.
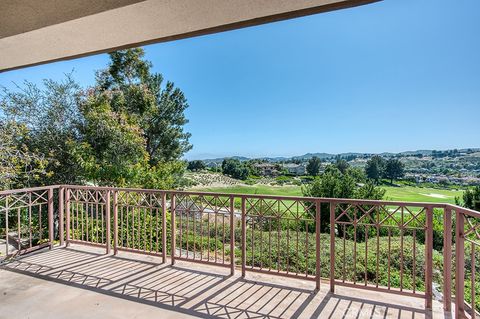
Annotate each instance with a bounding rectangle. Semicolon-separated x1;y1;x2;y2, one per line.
282;163;306;176
253;163;278;176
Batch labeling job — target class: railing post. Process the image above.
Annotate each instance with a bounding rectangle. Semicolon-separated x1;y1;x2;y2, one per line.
330;201;336;293
65;188;70;247
59;187;64;246
241;196;246;278
5;196;9;256
48;188;54;249
171;193;176;265
455;209;466;318
162;192;167;263
425;206;434;310
230;196;235;276
443;206;452;312
105;190;111;254
113;191;118;255
315;199;321;291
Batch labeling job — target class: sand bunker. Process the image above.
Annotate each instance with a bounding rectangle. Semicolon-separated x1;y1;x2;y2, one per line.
419;193;449;199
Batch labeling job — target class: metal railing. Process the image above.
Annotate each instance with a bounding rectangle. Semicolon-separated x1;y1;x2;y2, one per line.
0;186;55;258
0;184;479;318
453;205;480;318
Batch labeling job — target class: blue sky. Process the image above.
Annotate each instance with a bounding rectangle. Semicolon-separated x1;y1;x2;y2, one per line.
1;0;479;160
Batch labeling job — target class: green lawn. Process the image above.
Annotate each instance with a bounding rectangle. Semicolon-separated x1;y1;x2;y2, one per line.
193;184;463;204
383;185;462;204
197;185;303;197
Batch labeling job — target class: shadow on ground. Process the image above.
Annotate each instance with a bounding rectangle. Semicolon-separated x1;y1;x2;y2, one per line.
1;247;432;318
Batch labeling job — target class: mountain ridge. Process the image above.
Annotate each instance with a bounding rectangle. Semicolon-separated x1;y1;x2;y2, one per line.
199;148;480;163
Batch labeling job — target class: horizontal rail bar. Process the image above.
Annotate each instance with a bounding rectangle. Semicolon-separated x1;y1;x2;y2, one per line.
174;256;233;269
68;240;107;249
57;184;449;208
335;281;426;299
0;184;456;211
1;242;50;260
0;185;60;196
246;267;317;281
3;185;470;211
449;204;480;219
116;247;164;258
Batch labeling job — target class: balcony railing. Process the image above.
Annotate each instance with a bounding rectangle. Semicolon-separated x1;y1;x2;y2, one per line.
0;185;479;318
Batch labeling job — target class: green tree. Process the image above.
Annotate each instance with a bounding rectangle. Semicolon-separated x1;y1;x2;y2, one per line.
0;75;82;186
0;49;192;189
384;158;405;184
365;155;385;183
0;121;48;189
303;165;385;232
460;186;480;211
347;166;367;183
187;160;206;171
221;159;249;180
334;159;350;174
96;48;192;165
306;156;321;176
69;93;151;185
71;48;191;187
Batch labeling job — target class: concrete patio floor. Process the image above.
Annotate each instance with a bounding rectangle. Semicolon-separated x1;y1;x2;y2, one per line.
0;245;448;319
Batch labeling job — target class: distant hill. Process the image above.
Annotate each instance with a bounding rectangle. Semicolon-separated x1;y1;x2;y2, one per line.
397;150;434;156
290;153;335;160
203;156;250;163
199;148;480;163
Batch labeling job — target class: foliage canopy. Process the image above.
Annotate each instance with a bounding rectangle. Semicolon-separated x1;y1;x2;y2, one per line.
0;48;192;190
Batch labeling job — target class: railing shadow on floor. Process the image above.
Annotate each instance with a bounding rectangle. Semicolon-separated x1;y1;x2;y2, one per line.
310;292;434;319
1;246;435;319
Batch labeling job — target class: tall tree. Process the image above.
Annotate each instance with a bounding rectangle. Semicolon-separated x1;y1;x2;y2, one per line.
365;155;385;183
0;75;83;185
96;48;192;165
0;121;48;189
0;48;192;189
306;156;321;176
334;159;350;174
384;158;405;184
71;48;191;187
70;93;151;185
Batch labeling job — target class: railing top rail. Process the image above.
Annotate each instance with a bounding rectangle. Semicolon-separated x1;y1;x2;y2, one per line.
447;204;480;218
4;184;479;214
172;190;448;208
59;184;448;208
0;185;60;196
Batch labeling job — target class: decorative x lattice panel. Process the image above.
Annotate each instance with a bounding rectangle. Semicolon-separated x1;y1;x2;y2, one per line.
0;190;49;211
69;189;108;204
174;194;231;215
464;215;480;246
244;198;316;221
117;191;164;208
334;204;427;230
